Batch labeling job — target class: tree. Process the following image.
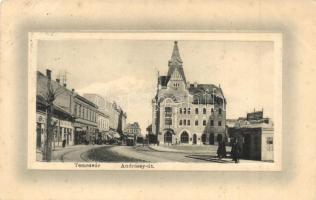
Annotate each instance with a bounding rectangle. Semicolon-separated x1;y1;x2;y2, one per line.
42;70;65;162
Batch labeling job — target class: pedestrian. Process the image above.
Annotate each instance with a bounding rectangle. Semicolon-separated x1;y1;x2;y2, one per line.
217;141;223;159
62;139;66;148
222;140;227;158
231;138;241;163
231;137;236;161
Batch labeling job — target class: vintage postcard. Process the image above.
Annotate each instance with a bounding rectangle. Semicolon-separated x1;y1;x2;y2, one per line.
28;32;282;170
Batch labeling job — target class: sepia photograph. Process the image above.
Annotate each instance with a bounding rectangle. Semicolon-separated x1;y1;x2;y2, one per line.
28;32;282;170
3;1;316;199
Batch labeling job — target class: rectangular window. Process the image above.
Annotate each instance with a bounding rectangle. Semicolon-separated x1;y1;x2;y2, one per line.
210;120;214;126
183;108;186;114
195;120;198;126
203;120;206;126
267;137;273;151
183;119;187;126
179;120;182;126
74;104;77;116
195;108;199;114
165;118;172;125
218;121;222;126
165;107;172;117
165;107;172;112
188;108;191;114
187;120;190;126
78;105;81;117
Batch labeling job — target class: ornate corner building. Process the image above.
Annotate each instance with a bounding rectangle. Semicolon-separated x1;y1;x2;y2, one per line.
152;41;227;145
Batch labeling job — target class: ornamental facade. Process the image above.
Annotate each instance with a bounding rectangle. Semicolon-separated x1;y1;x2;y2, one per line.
152;41;227;145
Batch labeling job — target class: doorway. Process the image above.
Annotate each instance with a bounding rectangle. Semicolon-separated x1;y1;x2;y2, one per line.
193;134;197;144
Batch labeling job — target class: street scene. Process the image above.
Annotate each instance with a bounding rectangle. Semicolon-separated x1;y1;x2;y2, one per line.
35;38;275;164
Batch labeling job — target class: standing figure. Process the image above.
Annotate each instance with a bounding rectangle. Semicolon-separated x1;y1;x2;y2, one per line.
222;140;227;158
217;141;223;159
62;139;66;148
231;138;241;163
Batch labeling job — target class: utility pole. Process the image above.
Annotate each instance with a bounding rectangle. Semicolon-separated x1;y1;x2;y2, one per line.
155;71;160;145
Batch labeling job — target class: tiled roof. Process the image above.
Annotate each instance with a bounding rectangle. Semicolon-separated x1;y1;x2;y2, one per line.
188;84;225;104
167;41;187;84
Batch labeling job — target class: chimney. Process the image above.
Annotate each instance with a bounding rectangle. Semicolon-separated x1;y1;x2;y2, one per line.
46;69;52;80
187;81;190;88
194;81;198;88
56;78;60;83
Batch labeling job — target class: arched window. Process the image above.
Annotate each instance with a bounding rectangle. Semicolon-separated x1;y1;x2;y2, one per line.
188;108;191;114
219;108;222;115
183;108;186;114
187;120;191;126
195;108;199;114
179;108;182;114
203;120;206;126
203;108;206;114
211;108;214;114
179;120;182;126
183;119;187;126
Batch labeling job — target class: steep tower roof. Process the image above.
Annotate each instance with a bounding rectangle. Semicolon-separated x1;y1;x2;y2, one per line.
167;41;187;84
170;41;183;64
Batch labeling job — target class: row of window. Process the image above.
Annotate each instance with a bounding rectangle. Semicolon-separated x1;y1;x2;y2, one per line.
178;107;222;115
179;119;222;127
74;103;97;122
53;128;73;142
98;118;109;130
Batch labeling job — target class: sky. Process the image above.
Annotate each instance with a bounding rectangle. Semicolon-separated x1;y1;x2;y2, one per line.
37;39;274;134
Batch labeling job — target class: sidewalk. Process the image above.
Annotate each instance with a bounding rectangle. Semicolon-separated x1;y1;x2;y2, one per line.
148;144;231;154
36;144;88;161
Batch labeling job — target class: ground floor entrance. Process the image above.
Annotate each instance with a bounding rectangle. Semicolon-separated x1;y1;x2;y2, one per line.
180;131;189;143
164;131;172;143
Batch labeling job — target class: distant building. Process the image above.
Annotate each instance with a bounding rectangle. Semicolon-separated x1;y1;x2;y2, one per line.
72;94;98;144
83;94;110;143
36;69;127;147
228;110;274;161
152;41;227;145
124;122;141;145
146;124;157;144
124;122;141;136
109;101;127;138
